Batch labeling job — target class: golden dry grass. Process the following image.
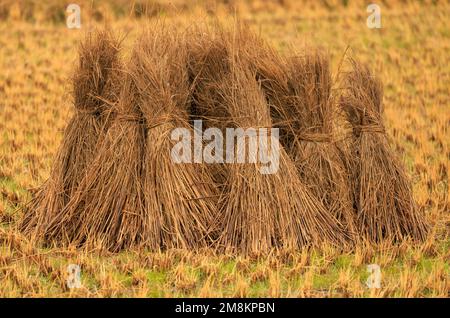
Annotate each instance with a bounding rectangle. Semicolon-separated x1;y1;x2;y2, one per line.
0;0;448;297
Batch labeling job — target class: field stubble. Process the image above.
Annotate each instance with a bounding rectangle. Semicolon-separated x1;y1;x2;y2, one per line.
0;1;448;297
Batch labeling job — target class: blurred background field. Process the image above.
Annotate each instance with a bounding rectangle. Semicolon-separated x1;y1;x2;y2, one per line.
0;0;448;297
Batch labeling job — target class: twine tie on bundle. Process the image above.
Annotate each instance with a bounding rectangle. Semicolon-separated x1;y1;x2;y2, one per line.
297;131;332;143
353;123;385;135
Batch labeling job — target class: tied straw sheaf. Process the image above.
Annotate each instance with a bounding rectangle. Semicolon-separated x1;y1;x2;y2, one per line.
340;59;428;242
19;23;428;255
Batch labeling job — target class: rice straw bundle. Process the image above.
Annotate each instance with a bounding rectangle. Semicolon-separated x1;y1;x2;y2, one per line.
42;67;145;250
340;59;428;242
189;27;351;255
20;30;122;242
279;52;357;238
130;27;219;249
221;27;356;238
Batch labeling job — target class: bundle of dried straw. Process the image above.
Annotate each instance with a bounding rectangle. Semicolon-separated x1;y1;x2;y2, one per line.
188;26;351;255
20;30;122;243
340;59;428;242
280;52;356;239
130;27;219;250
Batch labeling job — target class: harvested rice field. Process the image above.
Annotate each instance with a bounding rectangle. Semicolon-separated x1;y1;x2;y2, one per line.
0;0;448;298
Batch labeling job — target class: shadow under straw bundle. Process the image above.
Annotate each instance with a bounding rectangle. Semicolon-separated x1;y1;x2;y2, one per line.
189;26;351;255
340;59;428;242
19;30;122;242
130;27;219;249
